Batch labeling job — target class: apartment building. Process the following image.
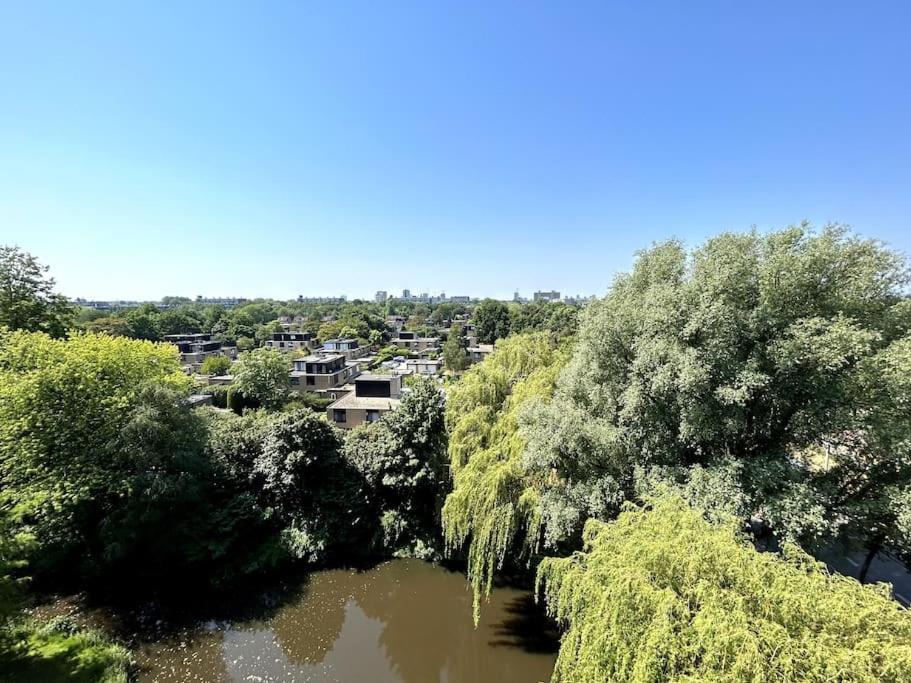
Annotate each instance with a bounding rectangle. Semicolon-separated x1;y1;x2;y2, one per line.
264;332;315;352
290;354;359;392
326;374;402;429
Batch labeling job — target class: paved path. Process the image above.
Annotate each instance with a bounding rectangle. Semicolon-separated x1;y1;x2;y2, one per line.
817;547;911;606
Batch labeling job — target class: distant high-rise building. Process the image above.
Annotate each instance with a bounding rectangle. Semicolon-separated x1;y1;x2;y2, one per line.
514;290;521;302
533;290;561;302
403;289;411;300
375;290;388;304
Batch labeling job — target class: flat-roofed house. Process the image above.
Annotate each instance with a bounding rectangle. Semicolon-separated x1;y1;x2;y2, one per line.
326;374;402;428
468;343;495;364
392;330;441;352
405;358;443;375
321;337;369;360
164;333;236;372
265;332;315;352
290;354;360;392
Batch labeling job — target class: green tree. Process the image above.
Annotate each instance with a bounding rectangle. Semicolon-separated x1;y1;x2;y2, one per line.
232;347;290;410
344;378;448;556
473;299;511;344
519;225;911;560
200;354;232;376
442;324;469;373
537;496;911;682
0;330;191;580
0;246;73;337
253;410;370;562
442;333;568;617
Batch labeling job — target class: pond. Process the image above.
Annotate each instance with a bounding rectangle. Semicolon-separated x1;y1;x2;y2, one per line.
133;559;558;682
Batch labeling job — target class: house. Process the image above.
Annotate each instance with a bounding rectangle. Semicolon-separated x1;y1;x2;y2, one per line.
164;333;236;372
264;332;315;352
326;374;402;428
468;343;495;363
392;331;440;352
386;315;406;333
321;338;369;360
290;354;360;392
405;358;443;375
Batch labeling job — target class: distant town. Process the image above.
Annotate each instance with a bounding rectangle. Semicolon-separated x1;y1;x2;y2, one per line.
71;289;596;311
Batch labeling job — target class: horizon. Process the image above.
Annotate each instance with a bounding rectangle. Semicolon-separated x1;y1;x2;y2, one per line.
2;2;910;300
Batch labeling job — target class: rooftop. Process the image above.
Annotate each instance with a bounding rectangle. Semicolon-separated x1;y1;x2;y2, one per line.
327;392;402;411
295;353;345;363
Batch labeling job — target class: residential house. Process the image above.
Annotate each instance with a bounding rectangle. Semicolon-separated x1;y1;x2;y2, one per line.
405;358;443;375
326;374;402;428
468;343;495;363
321;337;369;360
392;330;440;352
290;354;360;392
164;333;236;372
264;331;315;352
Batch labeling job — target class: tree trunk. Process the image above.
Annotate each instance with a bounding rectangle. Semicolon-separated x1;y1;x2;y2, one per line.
858;540;881;584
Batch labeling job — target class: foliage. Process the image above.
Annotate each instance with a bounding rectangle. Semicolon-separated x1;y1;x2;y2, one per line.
442;333;568;617
537;496;911;682
443;324;469;373
472;298;511;344
253;410;371;562
0;246;73;337
232;347;290;410
520;225;911;555
344;378;449;555
0;617;130;683
200;354;232;376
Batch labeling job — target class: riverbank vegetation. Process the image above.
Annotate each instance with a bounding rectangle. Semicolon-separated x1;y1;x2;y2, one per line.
2;224;911;681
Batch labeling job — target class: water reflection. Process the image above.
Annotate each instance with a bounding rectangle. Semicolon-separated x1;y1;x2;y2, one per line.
135;559;557;683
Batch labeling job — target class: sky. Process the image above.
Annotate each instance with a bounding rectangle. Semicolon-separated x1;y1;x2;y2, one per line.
1;1;909;301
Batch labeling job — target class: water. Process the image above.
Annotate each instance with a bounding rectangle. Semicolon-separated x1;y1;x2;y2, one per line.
133;559;558;682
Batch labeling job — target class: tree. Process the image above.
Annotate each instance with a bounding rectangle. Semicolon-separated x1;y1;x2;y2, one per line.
0;246;72;337
253;410;369;562
344;378;448;556
232;347;290;410
517;225;911;559
0;330;191;580
124;303;161;340
442;324;469;373
442;333;568;617
537;496;911;682
473;299;511;344
200;354;232;376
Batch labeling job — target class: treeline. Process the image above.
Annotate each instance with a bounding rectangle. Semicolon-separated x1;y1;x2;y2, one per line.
443;224;911;681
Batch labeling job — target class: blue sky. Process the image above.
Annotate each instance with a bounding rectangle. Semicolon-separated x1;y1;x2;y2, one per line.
1;1;909;301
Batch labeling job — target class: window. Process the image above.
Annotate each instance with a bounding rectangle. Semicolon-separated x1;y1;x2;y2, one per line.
333;409;346;423
290;377;300;385
366;410;381;423
306;376;315;385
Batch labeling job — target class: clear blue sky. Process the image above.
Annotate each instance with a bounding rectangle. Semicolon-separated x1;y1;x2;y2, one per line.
1;1;909;301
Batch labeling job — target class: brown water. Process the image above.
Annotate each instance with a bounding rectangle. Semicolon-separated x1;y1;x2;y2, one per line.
133;559;558;683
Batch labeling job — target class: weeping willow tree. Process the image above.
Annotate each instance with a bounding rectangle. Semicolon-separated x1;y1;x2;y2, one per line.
442;333;568;619
537;496;911;683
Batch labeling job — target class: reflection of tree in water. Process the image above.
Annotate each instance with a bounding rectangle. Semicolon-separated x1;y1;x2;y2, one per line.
268;568;367;665
354;560;557;683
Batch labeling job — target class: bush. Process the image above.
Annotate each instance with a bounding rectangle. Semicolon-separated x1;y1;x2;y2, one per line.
226;385;259;414
200;354;232;376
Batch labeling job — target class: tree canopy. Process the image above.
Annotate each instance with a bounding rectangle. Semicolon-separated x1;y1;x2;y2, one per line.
538;496;911;682
0;246;73;337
